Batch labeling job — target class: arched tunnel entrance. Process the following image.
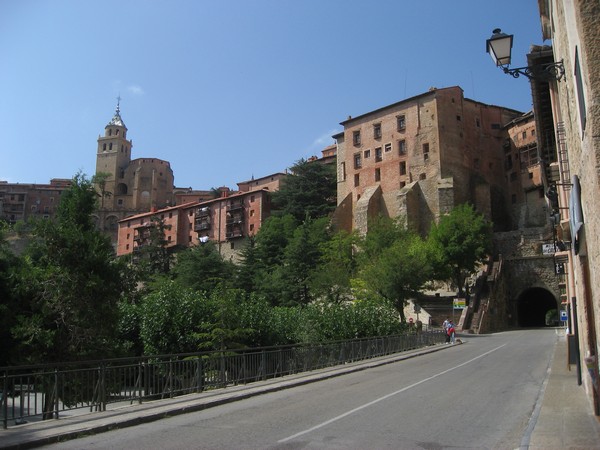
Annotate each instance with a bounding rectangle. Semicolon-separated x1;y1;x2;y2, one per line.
516;287;559;327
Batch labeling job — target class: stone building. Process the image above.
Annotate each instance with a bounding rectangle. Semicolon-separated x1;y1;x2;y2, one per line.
532;0;600;413
93;101;176;243
333;86;525;235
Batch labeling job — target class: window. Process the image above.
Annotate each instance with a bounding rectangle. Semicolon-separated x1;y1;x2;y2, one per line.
364;149;371;158
169;212;173;219
397;115;406;130
456;115;461;121
250;209;255;217
109;143;113;150
353;130;361;146
103;143;106;151
354;153;362;169
399;161;407;175
127;233;130;239
398;140;406;155
419;173;426;180
522;132;527;140
340;162;346;181
423;143;429;154
491;123;501;130
230;242;235;250
250;195;255;202
531;129;536;136
373;123;382;139
126;244;129;250
167;236;172;242
375;147;382;162
476;118;480;128
250;224;255;231
354;173;360;187
400;181;406;188
384;143;392;152
375;168;381;182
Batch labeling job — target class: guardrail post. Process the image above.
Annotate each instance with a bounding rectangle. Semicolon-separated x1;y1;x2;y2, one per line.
261;350;267;381
100;363;106;412
2;373;7;429
196;358;204;393
54;369;59;420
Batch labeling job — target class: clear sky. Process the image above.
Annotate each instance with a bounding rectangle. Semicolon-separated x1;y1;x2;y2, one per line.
1;0;545;190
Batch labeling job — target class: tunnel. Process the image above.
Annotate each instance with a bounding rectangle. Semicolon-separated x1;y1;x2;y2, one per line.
516;287;559;327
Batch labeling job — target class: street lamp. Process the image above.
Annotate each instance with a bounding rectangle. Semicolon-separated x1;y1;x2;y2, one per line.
486;28;565;81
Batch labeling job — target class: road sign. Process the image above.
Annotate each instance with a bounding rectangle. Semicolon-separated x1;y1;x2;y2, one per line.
560;310;568;322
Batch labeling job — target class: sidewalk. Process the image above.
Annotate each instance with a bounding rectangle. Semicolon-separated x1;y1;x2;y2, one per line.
1;334;599;449
525;331;600;449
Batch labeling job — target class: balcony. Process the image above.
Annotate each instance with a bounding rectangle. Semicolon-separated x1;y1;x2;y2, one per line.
227;202;244;212
196;207;210;218
194;221;210;231
226;230;244;239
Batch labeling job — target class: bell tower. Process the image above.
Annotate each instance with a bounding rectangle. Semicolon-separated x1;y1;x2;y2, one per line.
95;98;133;210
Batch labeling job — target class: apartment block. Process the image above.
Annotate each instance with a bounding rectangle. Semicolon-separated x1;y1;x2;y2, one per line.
116;176;280;262
0;178;71;224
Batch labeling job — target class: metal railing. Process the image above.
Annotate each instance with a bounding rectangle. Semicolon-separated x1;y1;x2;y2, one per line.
1;331;444;428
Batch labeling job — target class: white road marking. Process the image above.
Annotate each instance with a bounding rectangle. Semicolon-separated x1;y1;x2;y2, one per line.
278;344;507;443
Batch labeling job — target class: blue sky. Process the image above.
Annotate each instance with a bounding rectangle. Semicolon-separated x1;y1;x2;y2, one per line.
1;0;545;190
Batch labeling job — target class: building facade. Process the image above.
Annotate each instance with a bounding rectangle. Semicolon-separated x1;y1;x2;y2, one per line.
333;86;526;235
116;173;285;262
0;178;71;224
534;0;600;413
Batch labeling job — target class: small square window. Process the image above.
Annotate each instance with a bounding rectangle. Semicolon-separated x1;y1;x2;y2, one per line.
419;173;426;180
400;181;406;188
364;149;371;158
384;143;392;152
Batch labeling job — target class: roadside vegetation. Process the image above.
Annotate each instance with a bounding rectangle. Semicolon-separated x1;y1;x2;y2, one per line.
0;161;491;366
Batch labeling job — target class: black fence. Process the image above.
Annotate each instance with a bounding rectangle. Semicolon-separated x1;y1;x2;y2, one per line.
1;331;444;428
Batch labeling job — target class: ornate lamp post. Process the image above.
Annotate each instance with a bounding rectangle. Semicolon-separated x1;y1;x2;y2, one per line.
486;28;565;81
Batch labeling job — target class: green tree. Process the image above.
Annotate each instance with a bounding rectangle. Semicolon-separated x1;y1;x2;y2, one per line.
11;173;127;364
0;224;21;366
278;217;330;306
357;219;433;321
135;216;173;276
310;230;358;304
138;279;209;355
92;171;113;209
271;159;336;221
172;241;235;293
428;203;492;298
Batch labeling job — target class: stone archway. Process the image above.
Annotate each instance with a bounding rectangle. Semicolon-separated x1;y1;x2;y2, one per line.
516;287;559;327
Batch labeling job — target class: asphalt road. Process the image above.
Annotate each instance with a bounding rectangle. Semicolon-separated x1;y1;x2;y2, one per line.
44;329;558;450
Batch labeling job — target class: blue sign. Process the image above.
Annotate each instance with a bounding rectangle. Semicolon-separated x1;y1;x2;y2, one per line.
560;310;568;322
